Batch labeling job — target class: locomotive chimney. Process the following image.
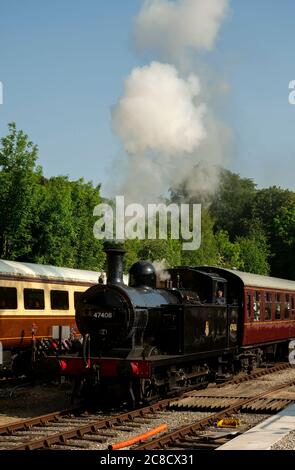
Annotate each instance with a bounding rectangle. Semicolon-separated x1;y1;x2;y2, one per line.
104;248;125;285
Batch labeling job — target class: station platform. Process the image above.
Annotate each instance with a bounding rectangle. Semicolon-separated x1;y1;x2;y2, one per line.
217;404;295;450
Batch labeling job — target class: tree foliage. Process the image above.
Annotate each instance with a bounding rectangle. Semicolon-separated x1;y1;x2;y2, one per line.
0;124;104;269
0;123;40;259
210;169;257;239
236;231;270;275
0;124;293;278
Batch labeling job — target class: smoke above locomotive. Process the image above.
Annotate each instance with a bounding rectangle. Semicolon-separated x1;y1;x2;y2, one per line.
107;0;231;206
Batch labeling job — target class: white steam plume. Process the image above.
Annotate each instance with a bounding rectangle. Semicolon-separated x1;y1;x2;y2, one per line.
152;259;171;282
111;61;208;204
108;0;231;206
134;0;229;58
112;61;206;156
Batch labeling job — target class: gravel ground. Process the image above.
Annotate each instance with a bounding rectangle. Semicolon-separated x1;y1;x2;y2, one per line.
46;411;272;451
51;410;213;451
0;382;71;426
232;412;271;427
0;409;274;451
0;409;213;450
271;430;295;450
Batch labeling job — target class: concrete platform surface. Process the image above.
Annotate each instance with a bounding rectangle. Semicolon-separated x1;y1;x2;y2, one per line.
217;404;295;450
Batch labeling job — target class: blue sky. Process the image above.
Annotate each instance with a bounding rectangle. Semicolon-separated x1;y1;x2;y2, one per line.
0;0;295;192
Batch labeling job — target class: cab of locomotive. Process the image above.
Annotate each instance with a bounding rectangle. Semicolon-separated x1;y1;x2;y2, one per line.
166;267;228;304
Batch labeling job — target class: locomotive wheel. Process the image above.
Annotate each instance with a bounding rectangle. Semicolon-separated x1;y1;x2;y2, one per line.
140;378;158;402
139;347;163;403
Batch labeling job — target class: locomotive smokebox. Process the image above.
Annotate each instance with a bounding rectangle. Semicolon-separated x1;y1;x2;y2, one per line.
105;248;125;285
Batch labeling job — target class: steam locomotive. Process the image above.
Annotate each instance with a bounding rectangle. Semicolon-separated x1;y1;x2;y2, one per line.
50;249;295;406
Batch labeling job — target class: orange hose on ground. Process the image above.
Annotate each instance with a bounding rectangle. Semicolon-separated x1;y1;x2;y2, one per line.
109;423;168;450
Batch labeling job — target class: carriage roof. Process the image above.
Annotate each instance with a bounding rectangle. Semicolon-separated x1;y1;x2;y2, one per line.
198;266;295;292
0;259;99;283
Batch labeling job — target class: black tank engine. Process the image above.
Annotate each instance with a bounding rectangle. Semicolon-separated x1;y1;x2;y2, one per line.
52;248;241;406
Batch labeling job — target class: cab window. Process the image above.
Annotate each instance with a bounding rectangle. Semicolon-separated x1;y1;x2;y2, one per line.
215;282;226;305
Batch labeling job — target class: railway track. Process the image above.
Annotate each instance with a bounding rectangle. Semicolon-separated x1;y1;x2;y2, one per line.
216;362;292;387
0;400;175;450
0;363;294;451
133;378;295;450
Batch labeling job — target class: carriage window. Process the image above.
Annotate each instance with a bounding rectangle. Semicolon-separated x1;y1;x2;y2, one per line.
0;287;17;309
285;294;290;319
24;288;44;310
74;291;83;309
265;292;272;320
50;290;69;310
246;294;251;320
275;293;281;320
254;291;261;321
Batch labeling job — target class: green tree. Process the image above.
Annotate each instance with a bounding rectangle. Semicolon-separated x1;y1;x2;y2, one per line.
0;123;40;259
124;238;142;271
252;186;295;236
210;169;257;238
215;230;242;269
181;209;218;266
0;124;286;277
70;179;105;270
32;176;75;266
138;238;182;267
252;187;295;277
272;206;295;278
236;232;270;275
31;177;106;269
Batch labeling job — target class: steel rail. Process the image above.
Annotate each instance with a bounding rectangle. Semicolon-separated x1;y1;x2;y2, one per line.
133;378;295;450
1;399;173;450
